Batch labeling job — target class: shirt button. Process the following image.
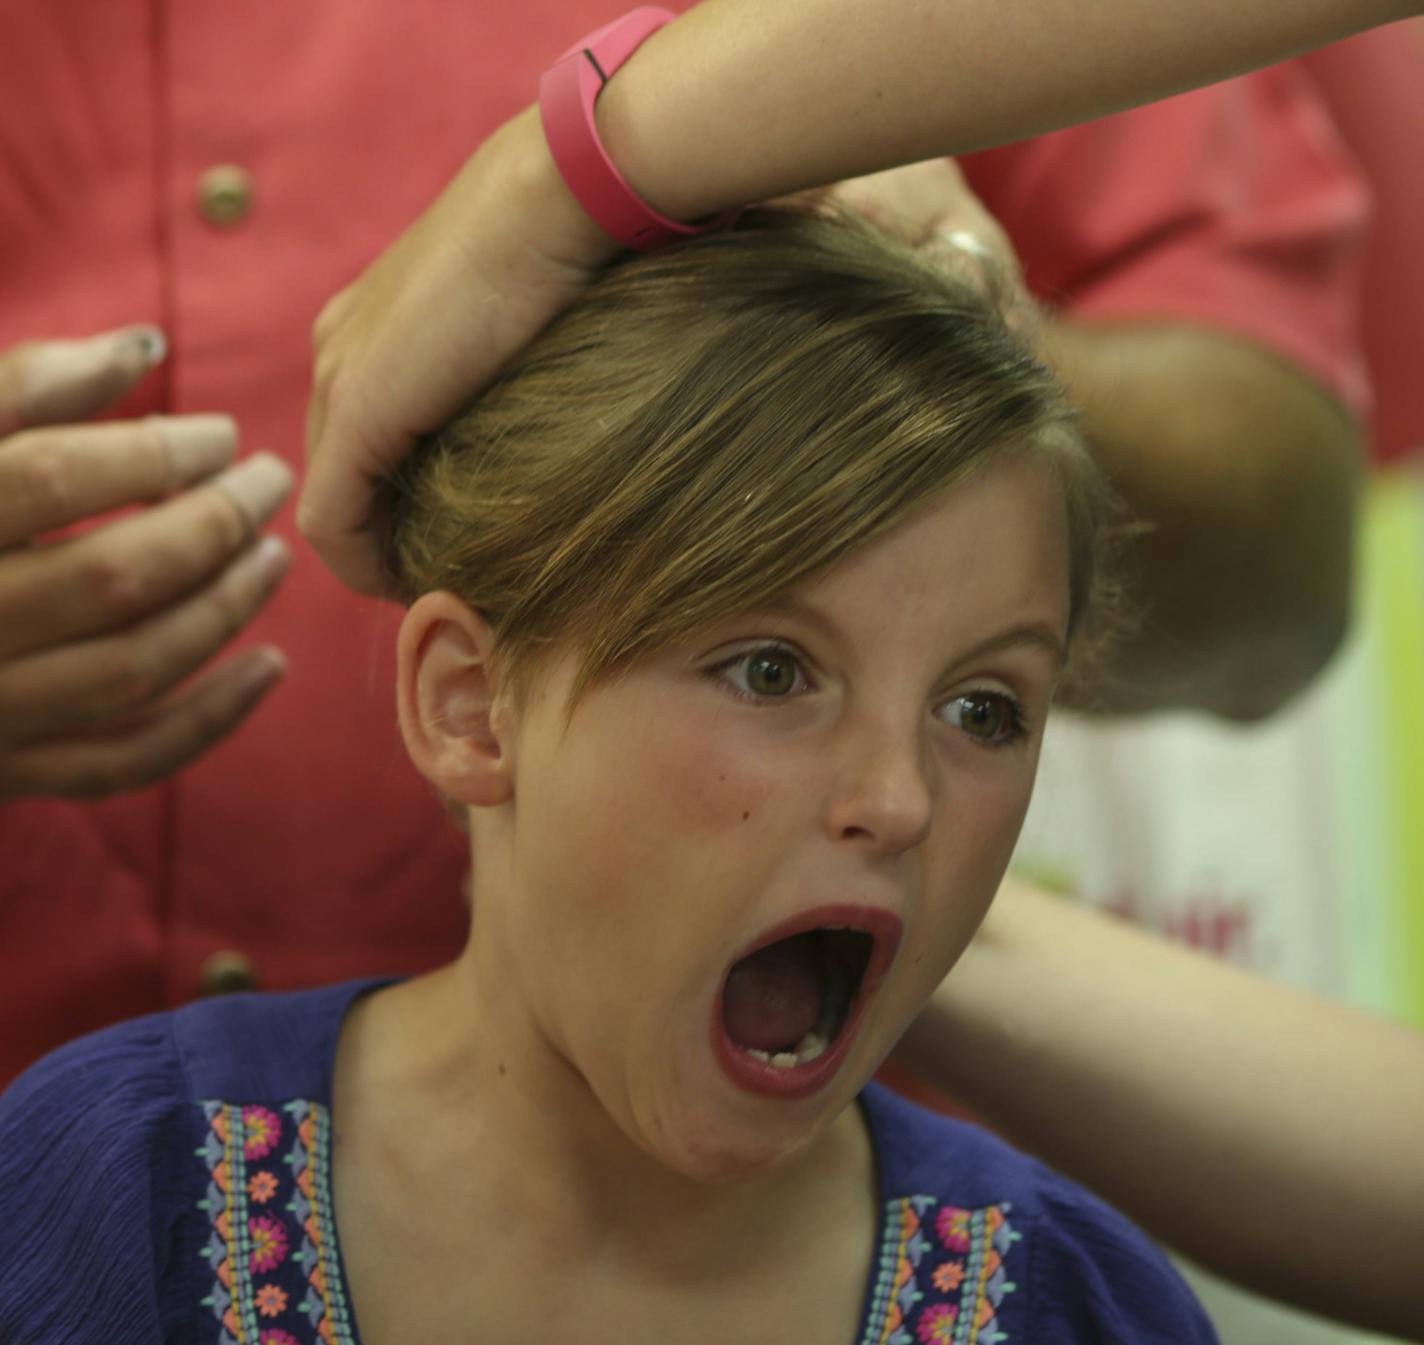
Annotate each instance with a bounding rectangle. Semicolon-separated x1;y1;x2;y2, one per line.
196;164;254;227
200;950;260;996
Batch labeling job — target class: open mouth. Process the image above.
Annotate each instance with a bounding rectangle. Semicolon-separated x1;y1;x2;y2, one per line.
724;926;873;1066
713;906;903;1099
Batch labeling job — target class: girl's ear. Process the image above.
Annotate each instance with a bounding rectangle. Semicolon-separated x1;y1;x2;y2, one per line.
397;591;515;807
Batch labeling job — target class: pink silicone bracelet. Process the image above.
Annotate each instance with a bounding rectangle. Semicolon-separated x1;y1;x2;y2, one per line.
539;6;735;251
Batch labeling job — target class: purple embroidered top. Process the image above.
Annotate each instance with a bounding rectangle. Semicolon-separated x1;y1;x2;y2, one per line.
0;979;1218;1344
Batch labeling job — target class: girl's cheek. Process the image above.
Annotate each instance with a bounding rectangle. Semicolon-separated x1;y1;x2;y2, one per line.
655;728;786;831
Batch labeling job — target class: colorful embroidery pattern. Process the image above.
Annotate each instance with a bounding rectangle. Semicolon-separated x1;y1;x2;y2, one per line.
860;1197;1019;1345
194;1100;1016;1344
196;1099;357;1344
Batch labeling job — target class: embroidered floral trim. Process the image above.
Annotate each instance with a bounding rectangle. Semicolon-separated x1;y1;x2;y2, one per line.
860;1197;1019;1345
197;1099;357;1345
196;1101;1017;1344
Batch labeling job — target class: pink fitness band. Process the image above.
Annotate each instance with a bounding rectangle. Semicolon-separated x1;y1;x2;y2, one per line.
539;6;735;250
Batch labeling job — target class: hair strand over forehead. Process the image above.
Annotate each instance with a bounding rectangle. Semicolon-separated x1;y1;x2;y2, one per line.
386;207;1128;708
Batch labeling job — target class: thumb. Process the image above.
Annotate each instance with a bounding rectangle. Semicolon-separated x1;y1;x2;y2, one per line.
0;325;166;437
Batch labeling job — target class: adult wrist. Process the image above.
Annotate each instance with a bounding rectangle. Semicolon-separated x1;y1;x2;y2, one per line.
539;8;736;249
587;35;699;223
497;105;621;273
588;22;746;225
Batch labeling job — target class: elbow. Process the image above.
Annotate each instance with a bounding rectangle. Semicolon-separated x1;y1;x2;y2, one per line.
1210;492;1359;723
1211;405;1364;723
1211;594;1351;723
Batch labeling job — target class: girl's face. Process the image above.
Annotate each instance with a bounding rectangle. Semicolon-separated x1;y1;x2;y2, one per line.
492;455;1071;1182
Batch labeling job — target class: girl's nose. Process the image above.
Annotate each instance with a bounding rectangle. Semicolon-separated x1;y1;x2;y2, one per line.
823;724;934;857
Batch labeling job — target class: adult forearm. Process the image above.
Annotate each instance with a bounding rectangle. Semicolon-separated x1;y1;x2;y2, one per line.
598;0;1414;222
900;880;1424;1340
1038;321;1363;718
300;0;1414;593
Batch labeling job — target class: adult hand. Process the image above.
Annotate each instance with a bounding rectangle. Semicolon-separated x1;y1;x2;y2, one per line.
823;159;1036;339
303;118;1027;601
827;159;1017;266
0;328;294;800
303;106;616;597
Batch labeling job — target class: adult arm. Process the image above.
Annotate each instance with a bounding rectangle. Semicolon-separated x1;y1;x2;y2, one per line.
303;0;1415;594
594;0;1411;219
1042;321;1361;718
835;160;1363;718
894;877;1424;1341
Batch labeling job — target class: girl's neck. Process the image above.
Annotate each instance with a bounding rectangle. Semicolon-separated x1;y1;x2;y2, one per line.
332;955;877;1272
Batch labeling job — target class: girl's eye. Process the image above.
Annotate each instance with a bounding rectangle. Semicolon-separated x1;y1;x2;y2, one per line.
941;691;1025;744
717;647;808;700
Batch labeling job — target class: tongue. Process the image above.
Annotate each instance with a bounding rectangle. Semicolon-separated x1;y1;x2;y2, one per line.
723;937;823;1052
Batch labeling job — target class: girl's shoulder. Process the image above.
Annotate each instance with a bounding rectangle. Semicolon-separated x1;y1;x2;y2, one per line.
858;1082;1220;1345
0;978;385;1344
0;1007;192;1343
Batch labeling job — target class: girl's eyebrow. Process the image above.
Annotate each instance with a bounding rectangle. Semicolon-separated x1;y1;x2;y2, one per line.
757;593;1067;672
948;621;1067;673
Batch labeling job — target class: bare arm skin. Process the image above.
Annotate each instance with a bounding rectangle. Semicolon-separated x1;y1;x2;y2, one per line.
831;162;1363;718
597;0;1414;221
1042;321;1362;718
895;878;1424;1342
303;0;1414;593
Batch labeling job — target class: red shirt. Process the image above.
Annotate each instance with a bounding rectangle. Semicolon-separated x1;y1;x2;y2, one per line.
962;61;1371;418
0;1;1369;1086
1301;21;1424;461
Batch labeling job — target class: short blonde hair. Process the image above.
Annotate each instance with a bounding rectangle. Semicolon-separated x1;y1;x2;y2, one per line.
388;208;1121;706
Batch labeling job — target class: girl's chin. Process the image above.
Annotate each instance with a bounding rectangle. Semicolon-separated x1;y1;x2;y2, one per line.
652;1121;817;1186
632;1077;853;1186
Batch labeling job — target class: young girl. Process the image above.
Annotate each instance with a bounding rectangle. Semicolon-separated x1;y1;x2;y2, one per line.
0;210;1215;1344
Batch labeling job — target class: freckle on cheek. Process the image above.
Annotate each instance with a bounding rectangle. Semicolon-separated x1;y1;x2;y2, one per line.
741;811;750;822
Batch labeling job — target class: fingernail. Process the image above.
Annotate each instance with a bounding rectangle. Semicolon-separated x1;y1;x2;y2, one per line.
216;452;295;530
238;646;287;698
159;414;238;482
21;328;153;404
249;535;292;586
119;324;167;369
939;229;995;262
96;324;167;379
